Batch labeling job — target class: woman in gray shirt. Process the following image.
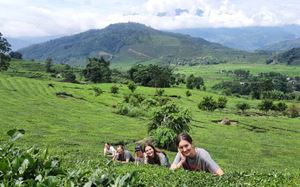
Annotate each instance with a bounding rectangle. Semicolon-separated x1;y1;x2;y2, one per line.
144;143;170;167
170;133;224;176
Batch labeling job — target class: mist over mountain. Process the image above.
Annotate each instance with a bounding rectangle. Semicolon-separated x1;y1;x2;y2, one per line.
260;38;300;52
18;22;256;66
171;25;300;51
7;36;61;51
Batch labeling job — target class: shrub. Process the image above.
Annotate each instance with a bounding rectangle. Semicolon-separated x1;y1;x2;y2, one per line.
92;87;103;97
110;85;119;94
217;97;228;109
275;102;288;112
127;81;137;93
236;102;250;114
287;105;299;118
186;90;192;97
150;127;176;149
198;96;218;112
155;89;165;96
258;100;274;114
148;103;191;134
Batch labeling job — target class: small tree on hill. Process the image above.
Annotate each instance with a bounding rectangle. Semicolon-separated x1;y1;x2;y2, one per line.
217;97;228;110
92;87;103;97
0;32;11;71
127;81;137;93
9;51;22;59
275;102;288;113
45;57;54;73
258;100;274;114
287;105;299;118
83;57;111;83
186;90;192;97
110;85;119;94
236;102;250;114
198;96;218;112
148;103;191;134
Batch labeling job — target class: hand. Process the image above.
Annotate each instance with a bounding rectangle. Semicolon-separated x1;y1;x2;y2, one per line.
179;152;186;163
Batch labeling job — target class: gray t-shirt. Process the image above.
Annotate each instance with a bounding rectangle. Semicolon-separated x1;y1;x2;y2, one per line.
172;148;220;173
116;150;135;162
158;152;170;167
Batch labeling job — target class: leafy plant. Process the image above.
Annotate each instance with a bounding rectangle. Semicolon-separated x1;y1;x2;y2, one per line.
150;127;176;150
198;96;218;112
111;85;119;94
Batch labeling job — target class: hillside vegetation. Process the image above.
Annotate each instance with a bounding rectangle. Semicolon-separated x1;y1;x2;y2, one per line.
18;23;264;66
0;60;300;186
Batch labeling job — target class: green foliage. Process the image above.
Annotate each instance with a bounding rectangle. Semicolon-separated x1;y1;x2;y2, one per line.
83;57;111;83
0;32;11;71
217;96;228;109
150;127;176;150
45;57;54;73
155;89;165;96
127;81;137;93
9;51;22;59
236;102;251;114
110;85;119;94
128;64;173;88
198;96;218;112
258;100;274;113
92;87;103;97
274;102;288;112
287;104;299;118
186;74;204;89
62;71;77;83
233;69;250;78
148;103;191;135
116;103;144;117
185;90;192;97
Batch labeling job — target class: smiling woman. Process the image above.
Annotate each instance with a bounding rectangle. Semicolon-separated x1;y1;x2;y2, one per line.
170;132;224;176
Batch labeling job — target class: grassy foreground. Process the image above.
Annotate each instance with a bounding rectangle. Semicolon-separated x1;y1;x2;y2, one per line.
0;61;300;186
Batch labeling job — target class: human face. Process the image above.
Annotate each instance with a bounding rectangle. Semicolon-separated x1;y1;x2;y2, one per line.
135;150;143;158
116;147;124;155
178;140;193;157
145;146;154;158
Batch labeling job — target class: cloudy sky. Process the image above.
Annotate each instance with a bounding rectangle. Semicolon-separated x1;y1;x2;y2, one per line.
1;0;300;37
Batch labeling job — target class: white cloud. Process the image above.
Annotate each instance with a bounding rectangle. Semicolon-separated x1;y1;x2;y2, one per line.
0;0;299;37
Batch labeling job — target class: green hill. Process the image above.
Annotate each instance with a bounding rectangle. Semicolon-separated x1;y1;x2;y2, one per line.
268;47;300;65
18;22;261;66
261;38;300;52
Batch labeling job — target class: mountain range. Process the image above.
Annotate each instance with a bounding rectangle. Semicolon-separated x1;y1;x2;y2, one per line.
171;25;300;51
19;23;257;66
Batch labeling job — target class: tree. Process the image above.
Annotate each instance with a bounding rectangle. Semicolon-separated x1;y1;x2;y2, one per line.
258;100;274;114
45;57;54;73
186;74;204;89
127;82;137;93
275;102;287;112
63;71;76;83
0;32;11;71
148;103;191;134
185;90;192;97
217;97;227;110
287;105;299;118
110;85;119;94
236;102;250;114
9;51;22;59
83;57;111;83
198;96;218;112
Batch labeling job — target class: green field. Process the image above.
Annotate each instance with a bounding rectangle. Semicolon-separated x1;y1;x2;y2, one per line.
0;61;300;185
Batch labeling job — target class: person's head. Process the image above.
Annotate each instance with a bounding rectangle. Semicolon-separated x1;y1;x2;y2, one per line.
176;133;194;157
116;145;125;155
135;145;143;157
104;143;110;149
144;143;157;158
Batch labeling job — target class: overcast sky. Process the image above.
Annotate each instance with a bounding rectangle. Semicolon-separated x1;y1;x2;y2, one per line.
1;0;300;37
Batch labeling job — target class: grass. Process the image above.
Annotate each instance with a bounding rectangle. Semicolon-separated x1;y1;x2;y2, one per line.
0;60;299;175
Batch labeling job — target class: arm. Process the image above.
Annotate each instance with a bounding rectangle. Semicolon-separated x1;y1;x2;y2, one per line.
170;152;186;170
214;168;224;176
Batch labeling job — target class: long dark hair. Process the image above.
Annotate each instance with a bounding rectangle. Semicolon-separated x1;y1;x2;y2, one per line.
144;143;162;165
176;132;193;147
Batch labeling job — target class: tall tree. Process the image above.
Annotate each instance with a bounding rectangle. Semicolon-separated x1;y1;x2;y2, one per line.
0;33;11;71
83;57;111;83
